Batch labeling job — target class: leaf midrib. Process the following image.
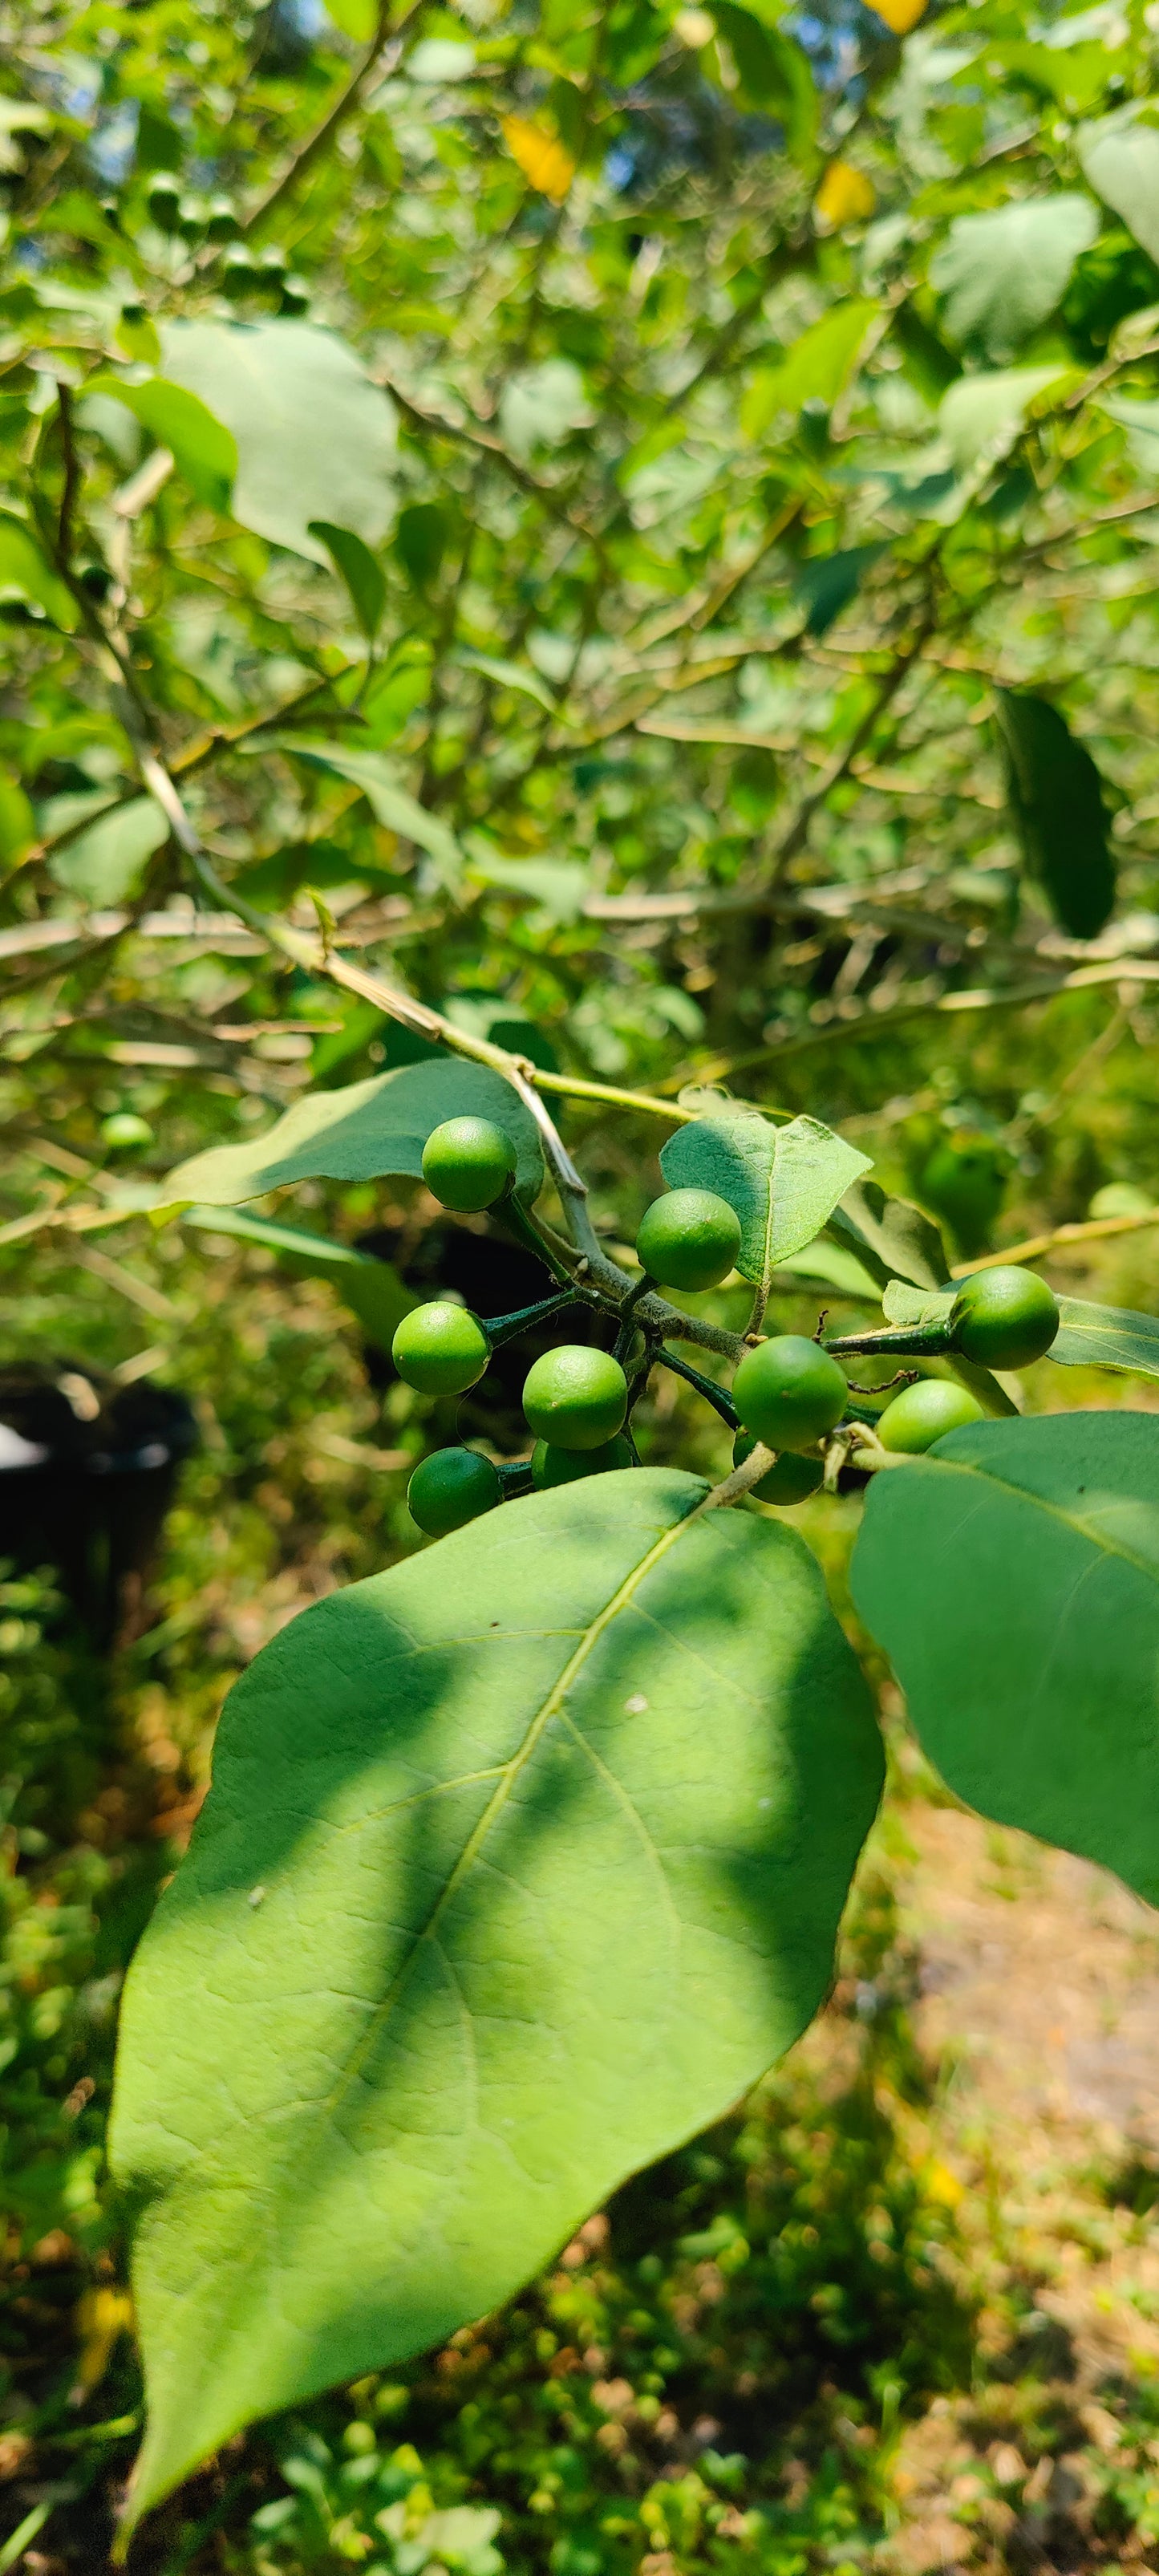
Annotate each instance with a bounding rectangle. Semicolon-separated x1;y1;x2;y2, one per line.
929;1454;1159;1587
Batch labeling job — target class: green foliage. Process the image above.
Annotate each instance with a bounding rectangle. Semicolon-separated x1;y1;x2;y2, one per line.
111;1472;882;2525
662;1118;869;1308
852;1413;1159;1905
995;692;1116;940
159;1064;545;1211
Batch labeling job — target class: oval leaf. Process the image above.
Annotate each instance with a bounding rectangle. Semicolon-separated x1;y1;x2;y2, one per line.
995;690;1115;939
930;197;1098;363
183;1207;415;1353
112;1470;881;2525
1052;1292;1159;1381
851;1413;1159;1904
48;793;168;903
660;1112;870;1302
826;1178;949;1293
156;1059;545;1208
1079;108;1159;267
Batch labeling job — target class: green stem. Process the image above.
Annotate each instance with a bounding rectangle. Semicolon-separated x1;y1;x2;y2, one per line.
823;1324;953;1359
657;1346;740;1430
486;1292;582;1347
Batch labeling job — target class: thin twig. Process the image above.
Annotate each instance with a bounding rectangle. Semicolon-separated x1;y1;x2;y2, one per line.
950;1207;1159;1277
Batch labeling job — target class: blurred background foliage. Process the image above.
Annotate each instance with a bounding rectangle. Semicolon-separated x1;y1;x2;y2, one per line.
5;0;1159;2561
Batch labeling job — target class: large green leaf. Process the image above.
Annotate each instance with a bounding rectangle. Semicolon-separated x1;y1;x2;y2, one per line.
852;1413;1159;1905
995;690;1115;939
1078;108;1159;266
827;1178;949;1293
660;1111;869;1302
111;1470;881;2525
160;321;396;562
183;1207;415;1353
156;1059;545;1208
1052;1294;1159;1381
930;197;1099;363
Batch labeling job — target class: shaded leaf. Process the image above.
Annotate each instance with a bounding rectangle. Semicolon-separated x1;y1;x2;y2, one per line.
160;320;397;562
395;502;448;590
930;197;1099;363
112;1470;881;2524
827;1178;949;1293
793;545;885;637
1052;1294;1159;1381
852;1413;1159;1904
0;512;76;628
87;375;237;512
708;7;816;146
156;1057;545;1208
995;690;1115;940
48;794;168;903
661;1112;869;1303
183;1207;415;1353
265;740;462;889
1078;108;1159;267
309;521;386;640
457;651;556;714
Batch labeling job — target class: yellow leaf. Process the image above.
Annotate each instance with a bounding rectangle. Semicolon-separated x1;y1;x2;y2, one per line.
870;0;929;28
814;160;877;229
74;2285;134;2395
501;116;576;205
924;2158;964;2209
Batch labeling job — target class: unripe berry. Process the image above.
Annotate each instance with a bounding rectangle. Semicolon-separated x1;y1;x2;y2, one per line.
531;1434;633;1488
635;1189;742;1293
949;1265;1059;1369
732;1333;848;1455
407;1447;502;1535
422;1116;517;1213
876;1378;985;1454
391;1302;491;1397
521;1346;628;1451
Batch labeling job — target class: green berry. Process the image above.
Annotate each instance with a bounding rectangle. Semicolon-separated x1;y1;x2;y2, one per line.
407;1447;501;1535
731;1433;822;1504
635;1188;742;1293
422;1115;517;1213
876;1379;986;1454
101;1111;152;1150
521;1346;628;1451
531;1434;634;1488
391;1301;491;1397
949;1265;1059;1369
731;1333;848;1455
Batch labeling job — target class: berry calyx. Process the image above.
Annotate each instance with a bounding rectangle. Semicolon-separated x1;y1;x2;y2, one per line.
521;1346;628;1450
422;1115;517;1214
531;1434;634;1488
391;1301;491;1397
407;1447;502;1535
635;1189;742;1293
732;1434;823;1504
949;1265;1060;1369
732;1333;848;1454
876;1378;985;1454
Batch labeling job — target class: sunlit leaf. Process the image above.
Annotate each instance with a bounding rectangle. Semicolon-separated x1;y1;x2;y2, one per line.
160;321;397;562
155;1058;545;1209
0;513;76;629
741;302;879;440
930;197;1099;363
853;1413;1159;1904
86;376;237;513
661;1111;870;1303
112;1471;881;2524
1079;107;1159;266
48;795;168;903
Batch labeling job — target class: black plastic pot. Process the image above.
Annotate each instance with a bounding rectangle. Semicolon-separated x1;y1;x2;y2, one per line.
0;1364;197;1645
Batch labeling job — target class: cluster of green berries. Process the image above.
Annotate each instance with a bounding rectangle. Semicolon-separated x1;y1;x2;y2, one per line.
396;1119;1060;1537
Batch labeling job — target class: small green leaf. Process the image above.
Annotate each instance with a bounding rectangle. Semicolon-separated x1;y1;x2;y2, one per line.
1051;1294;1159;1381
0;512;76;629
995;690;1115;940
394;501;448;588
266;740;462;889
323;0;379;34
182;1207;415;1353
308;521;386;640
792;545;885;637
852;1413;1159;1905
930;197;1099;363
86;376;237;512
112;1470;881;2525
48;794;169;903
881;1281;954;1327
708;6;816;145
1078;107;1159;266
827;1179;948;1293
661;1111;869;1304
160;320;397;562
741;302;879;440
456;651;556;713
156;1057;545;1207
